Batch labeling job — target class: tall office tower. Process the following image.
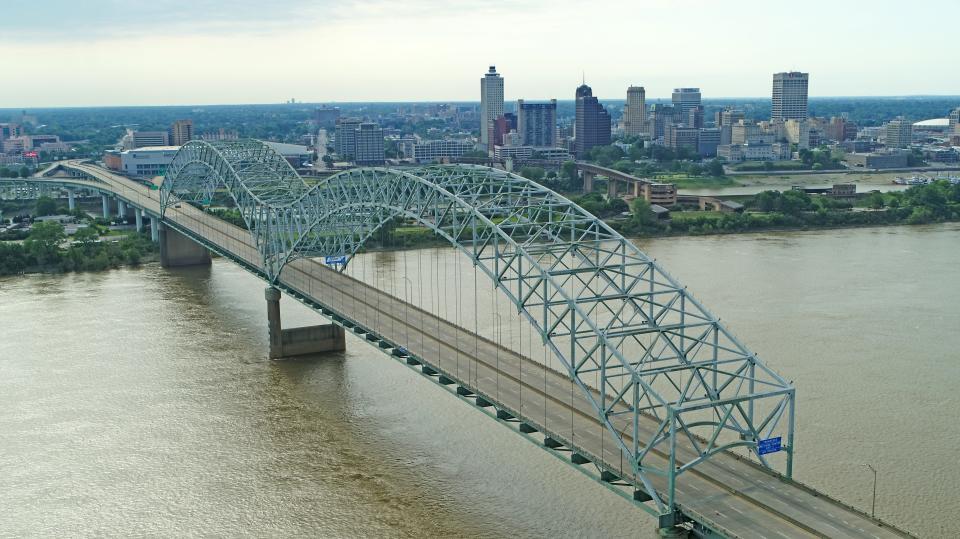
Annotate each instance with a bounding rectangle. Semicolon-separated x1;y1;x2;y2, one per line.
574;83;611;158
687;105;705;129
671;88;702;125
885;116;913;148
334;118;363;159
479;66;504;149
170;120;194;146
517;99;557;146
646;104;675;140
717;107;745;145
315;106;341;129
354;122;385;165
772;72;809;121
950;108;960;134
623;86;646;137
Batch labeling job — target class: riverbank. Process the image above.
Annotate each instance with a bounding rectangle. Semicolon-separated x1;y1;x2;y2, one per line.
0;223;158;275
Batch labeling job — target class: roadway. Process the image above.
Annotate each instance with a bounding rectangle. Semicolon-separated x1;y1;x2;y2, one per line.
37;161;915;539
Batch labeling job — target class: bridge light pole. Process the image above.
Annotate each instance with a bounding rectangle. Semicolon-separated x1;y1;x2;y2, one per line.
863;463;877;518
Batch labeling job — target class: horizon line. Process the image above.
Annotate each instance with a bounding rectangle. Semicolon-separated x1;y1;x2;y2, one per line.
2;94;960;111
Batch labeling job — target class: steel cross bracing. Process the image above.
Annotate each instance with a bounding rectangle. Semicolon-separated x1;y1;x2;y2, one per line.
161;139;796;516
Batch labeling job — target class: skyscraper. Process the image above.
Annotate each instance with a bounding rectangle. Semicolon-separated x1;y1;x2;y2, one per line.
949;108;960;134
623;86;646;137
885;116;913;148
479;66;504;149
517;99;557;147
170;119;194;146
335;118;363;159
772;72;809;122
354;122;385;165
574;83;611;158
671;88;702;124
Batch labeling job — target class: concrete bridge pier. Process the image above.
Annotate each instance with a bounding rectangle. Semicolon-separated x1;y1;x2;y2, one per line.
607;180;619;198
158;223;211;267
265;286;346;359
101;194;110;219
67;189;76;211
150;217;159;242
117;199;127;219
135;209;144;232
582;171;595;192
655;526;689;538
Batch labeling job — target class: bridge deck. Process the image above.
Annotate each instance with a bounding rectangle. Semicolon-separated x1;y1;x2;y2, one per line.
45;162;913;539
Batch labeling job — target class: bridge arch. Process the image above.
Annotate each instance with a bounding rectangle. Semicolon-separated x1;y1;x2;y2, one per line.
161;139;795;512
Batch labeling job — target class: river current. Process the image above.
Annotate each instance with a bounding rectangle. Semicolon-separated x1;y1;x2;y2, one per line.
1;223;957;538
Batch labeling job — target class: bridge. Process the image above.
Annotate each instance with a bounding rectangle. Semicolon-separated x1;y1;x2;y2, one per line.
576;162;678;205
8;141;915;538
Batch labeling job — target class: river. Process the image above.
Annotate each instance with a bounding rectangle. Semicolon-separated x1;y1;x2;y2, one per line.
1;223;957;538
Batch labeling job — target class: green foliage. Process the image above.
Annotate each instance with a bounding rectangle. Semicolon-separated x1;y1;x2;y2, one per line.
0;230;157;275
518;166;545;182
34;196;59;216
571;192;627;218
560;160;581;191
586;145;625;167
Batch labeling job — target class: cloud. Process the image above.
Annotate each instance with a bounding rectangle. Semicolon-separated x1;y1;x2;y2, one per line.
2;0;333;40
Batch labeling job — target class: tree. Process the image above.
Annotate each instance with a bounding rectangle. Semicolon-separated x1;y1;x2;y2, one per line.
631;197;655;226
707;159;725;177
19;166;31;178
865;192;885;210
25;221;66;266
35;196;59;216
73;226;100;244
518;166;545;182
561;160;582;191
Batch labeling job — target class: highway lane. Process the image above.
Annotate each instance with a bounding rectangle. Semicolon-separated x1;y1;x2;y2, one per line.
52;162;914;538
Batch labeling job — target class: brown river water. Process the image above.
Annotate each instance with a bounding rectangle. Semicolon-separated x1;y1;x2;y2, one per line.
1;223;957;538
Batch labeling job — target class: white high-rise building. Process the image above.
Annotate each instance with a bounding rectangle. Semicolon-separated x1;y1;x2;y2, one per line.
772;72;809;122
479;66;504;149
623;86;646;137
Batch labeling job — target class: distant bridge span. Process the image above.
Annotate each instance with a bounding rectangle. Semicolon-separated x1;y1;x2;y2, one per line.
7;143;914;538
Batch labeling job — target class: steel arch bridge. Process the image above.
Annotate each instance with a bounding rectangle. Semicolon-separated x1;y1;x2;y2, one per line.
161;139;796;517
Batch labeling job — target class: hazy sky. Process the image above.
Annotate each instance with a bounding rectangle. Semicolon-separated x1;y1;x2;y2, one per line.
2;0;958;107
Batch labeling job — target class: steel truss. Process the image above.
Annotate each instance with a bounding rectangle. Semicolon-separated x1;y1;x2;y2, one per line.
161;139;795;515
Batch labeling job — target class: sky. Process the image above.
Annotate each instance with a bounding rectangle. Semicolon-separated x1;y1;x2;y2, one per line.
2;0;958;107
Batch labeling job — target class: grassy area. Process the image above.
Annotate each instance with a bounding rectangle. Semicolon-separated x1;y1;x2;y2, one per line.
654;175;737;189
670;210;725;221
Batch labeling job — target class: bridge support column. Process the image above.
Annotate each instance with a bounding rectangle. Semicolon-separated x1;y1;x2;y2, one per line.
583;171;594;193
607;180;619;198
150;217;159;242
135;210;143;233
67;189;76;211
158;223;211;268
101;194;110;219
265;286;345;359
632;181;642;198
654;527;688;538
117;199;127;218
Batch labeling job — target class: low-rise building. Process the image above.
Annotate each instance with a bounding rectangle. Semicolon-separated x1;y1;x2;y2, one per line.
843;151;909;169
640;183;678;206
120;146;180;177
717;143;790;162
413;140;474;163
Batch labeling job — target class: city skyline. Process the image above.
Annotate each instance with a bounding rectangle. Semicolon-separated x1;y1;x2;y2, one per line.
2;0;959;108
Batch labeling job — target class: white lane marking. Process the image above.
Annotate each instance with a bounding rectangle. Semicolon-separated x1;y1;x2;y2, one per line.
775;532;791;539
730;505;744;515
